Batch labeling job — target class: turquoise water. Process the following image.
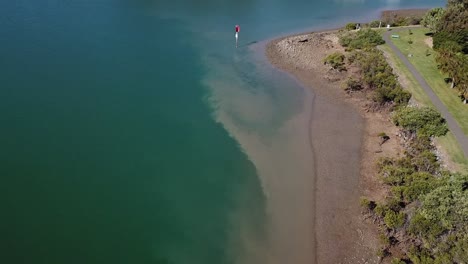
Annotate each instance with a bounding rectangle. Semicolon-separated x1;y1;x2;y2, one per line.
0;1;444;263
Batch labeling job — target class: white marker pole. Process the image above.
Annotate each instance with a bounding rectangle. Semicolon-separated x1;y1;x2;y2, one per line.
235;32;238;48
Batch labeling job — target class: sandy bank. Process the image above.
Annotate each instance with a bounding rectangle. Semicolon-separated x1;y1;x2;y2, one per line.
266;30;404;263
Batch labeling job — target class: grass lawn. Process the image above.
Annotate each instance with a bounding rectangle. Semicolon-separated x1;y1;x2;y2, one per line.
379;44;434;107
380;27;468;171
435;133;468;172
388;27;468;135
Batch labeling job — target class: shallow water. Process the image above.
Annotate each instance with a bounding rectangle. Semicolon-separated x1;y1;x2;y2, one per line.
0;1;444;263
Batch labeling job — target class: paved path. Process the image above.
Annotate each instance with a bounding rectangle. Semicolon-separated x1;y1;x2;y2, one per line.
383;28;468;158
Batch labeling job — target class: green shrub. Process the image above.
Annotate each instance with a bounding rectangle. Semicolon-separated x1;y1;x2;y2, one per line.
391;258;406;264
395;17;409;27
380;165;413;185
412;151;439;173
400;172;440;202
392;107;449;137
350;48;411;107
369;20;381;28
409;212;445;240
384;210;405;229
344;77;362;91
323;52;346;71
378;132;387;138
408;247;437;264
345;22;357;31
374;203;387;217
339;29;385;49
379;232;391;246
360;197;377;212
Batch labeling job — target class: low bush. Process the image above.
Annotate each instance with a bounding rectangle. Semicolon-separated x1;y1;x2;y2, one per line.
344;22;357;31
339;29;385;50
392;107;449;137
323;52;346;71
368;20;381;28
344;77;362;91
384;210;405;229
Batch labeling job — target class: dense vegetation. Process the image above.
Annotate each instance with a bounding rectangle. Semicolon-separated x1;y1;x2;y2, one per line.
420;7;445;33
339;29;385;50
361;105;467;262
338;31;410;108
323;52;346;71
339;2;468;262
392;107;449;137
424;1;468;103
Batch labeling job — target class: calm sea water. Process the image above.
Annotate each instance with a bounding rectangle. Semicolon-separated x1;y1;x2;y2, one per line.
1;1;444;263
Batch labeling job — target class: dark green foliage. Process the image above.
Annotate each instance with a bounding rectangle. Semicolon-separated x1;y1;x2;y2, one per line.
344;77;362;91
419;174;468;230
421;7;445;33
351;3;468;260
399;172;441;202
368;20;381;28
360;197;377;212
408;16;423;25
375;86;411;106
407;247;436;264
344;22;357;31
339;29;385;50
435;0;468;53
435;41;468;101
380;164;414;185
371;134;467;260
392;107;449;137
323;52;346;71
407;173;468;261
392;17;410;27
412;151;439;173
433;31;466;52
384;210;405;229
349;48;411;107
409;212;446;244
391;258;406;264
432;1;468;101
378;132;387;137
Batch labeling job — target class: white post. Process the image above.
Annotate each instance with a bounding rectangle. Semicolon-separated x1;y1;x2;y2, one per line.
235;32;238;48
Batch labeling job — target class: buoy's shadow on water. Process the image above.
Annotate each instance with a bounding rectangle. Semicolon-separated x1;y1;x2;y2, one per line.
239;41;258;48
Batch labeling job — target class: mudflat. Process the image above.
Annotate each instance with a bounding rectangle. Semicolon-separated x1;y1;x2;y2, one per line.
266;30;403;263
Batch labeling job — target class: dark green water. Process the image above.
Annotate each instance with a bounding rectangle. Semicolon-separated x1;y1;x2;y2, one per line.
1;1;444;263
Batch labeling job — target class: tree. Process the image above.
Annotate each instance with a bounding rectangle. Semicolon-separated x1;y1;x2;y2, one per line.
455;54;468;103
421;7;445;33
435;0;468;53
435;41;462;88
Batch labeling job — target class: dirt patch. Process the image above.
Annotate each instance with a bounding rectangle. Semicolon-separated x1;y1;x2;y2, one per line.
424;37;433;48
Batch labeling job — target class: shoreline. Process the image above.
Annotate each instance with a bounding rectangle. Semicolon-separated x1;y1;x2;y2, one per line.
264;28;402;263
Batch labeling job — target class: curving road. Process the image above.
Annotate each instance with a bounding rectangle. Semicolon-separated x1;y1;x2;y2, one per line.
383;28;468;158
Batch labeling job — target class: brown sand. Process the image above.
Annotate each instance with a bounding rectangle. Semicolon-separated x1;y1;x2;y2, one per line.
266;31;404;263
